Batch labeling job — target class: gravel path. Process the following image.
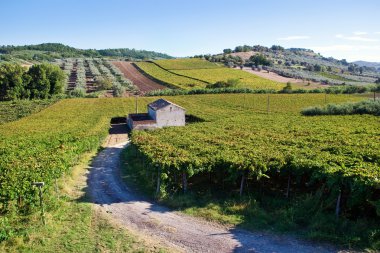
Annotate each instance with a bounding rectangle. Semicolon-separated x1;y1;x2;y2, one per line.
87;128;348;253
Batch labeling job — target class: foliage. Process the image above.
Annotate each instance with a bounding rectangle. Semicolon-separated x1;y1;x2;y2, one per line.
130;93;379;249
0;63;29;100
249;54;271;67
0;99;57;124
0;98;138;213
302;99;380;116
0;63;66;101
97;48;172;59
0;43;172;61
206;79;240;88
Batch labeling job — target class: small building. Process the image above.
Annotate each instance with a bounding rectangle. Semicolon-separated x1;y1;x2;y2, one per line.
127;99;185;130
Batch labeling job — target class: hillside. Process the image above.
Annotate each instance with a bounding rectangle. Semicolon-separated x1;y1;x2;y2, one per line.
134;58;284;90
200;45;380;86
0;43;173;63
353;60;380;70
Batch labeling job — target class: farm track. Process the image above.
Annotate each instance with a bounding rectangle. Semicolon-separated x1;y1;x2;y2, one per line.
87;126;348;253
112;61;166;92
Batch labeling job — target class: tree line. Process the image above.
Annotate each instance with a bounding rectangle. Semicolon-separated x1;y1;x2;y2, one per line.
0;63;66;101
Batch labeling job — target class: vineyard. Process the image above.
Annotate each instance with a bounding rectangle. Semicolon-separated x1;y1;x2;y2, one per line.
127;93;379;246
55;58;136;96
0;98;144;212
134;62;206;89
135;59;285;90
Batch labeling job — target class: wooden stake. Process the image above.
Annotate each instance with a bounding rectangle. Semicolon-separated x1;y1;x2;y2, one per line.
182;171;188;194
286;175;291;198
156;166;161;196
239;171;246;196
335;189;342;219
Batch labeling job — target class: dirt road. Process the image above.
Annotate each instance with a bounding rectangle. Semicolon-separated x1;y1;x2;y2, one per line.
112;61;166;92
87;125;345;253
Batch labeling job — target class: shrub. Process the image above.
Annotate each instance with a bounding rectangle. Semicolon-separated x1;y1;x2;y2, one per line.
206;79;240;89
301;100;380;116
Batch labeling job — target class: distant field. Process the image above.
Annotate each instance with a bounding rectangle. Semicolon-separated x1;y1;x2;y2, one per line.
135;61;206;89
173;68;284;90
155;58;223;70
137;59;285;90
319;72;356;82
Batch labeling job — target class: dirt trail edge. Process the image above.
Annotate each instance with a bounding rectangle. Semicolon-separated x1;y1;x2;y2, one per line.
88;131;346;253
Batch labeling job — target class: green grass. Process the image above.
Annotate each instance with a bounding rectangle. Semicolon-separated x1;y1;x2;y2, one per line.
1;151;165;253
0;99;57;124
319;72;355;82
154;58;223;70
135;62;206;89
137;59;284;90
172;68;284;90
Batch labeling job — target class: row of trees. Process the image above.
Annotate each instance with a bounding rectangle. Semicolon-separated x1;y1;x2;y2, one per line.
0;63;66;101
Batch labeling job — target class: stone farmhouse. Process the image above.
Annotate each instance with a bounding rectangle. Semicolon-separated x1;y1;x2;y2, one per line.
127;99;186;130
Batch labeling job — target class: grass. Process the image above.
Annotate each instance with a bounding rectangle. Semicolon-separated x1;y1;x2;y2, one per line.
135;62;206;89
137;59;284;90
0;99;57;124
172;68;284;90
154;58;223;70
0;149;167;253
319;72;356;82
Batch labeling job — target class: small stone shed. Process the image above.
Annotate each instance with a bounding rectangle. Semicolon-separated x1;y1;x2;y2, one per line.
127;99;186;130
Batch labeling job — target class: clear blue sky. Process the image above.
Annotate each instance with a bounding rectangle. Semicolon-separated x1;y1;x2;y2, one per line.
1;0;379;61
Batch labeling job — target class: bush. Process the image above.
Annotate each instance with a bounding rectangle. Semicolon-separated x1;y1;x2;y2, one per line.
206;79;240;89
113;83;126;97
69;87;86;97
301;100;380;116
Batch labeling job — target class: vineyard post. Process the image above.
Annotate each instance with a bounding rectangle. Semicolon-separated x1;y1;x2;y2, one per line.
155;164;160;196
286;175;291;198
267;94;270;113
33;182;46;225
324;93;327;104
335;188;342;219
239;170;246;196
135;96;138;113
182;171;188;194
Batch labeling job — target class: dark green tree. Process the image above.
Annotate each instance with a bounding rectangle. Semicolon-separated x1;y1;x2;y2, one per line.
249;54;271;67
0;63;29;100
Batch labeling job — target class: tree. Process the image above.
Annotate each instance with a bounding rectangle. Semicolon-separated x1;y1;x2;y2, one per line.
223;48;232;54
27;65;50;99
249;54;271;67
0;63;29;100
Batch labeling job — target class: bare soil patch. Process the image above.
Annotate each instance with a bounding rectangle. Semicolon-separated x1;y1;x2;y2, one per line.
239;67;327;89
112;61;167;93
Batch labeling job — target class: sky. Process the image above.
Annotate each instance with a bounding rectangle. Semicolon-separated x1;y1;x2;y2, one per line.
1;0;380;62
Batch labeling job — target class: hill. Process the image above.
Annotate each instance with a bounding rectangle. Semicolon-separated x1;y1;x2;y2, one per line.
353;60;380;70
198;45;380;86
0;43;173;63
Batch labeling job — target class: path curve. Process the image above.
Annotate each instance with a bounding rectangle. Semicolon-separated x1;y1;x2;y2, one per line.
112;61;166;92
88;129;346;253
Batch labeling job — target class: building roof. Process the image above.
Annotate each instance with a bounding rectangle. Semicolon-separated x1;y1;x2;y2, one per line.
148;98;185;111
